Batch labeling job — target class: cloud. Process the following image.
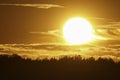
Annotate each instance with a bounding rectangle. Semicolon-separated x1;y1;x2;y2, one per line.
0;3;64;9
0;43;120;61
30;29;62;37
96;21;120;29
94;20;120;40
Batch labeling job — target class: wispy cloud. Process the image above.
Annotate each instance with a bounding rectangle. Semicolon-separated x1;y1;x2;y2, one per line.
0;3;64;9
0;43;120;61
30;29;62;37
94;20;120;40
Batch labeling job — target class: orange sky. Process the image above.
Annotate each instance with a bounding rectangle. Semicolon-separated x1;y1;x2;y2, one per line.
0;0;120;43
0;0;120;60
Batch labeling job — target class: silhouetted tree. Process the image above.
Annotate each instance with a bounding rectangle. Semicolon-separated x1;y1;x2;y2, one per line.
0;54;120;80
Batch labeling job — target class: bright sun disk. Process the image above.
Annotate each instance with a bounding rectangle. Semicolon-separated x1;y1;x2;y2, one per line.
63;17;95;45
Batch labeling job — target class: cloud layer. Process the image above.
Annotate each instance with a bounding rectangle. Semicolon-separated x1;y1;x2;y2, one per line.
0;43;120;61
0;3;64;9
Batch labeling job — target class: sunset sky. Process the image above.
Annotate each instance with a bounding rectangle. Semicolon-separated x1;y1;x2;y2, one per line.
0;0;120;60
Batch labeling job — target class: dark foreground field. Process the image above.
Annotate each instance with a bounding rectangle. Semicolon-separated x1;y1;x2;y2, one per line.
0;54;120;80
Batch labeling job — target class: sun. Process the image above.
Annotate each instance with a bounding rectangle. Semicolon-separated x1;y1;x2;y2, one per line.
63;17;95;45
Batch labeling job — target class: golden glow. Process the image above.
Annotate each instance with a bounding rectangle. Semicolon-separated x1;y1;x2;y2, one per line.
63;17;95;45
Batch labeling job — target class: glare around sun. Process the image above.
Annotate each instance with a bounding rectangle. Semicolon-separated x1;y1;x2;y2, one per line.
63;17;95;45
